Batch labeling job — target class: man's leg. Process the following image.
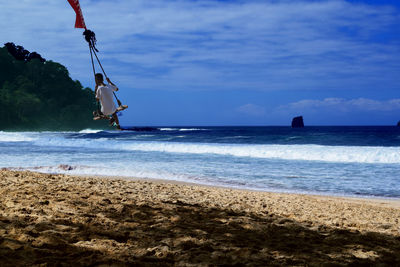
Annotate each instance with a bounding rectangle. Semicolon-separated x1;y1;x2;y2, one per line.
112;113;120;129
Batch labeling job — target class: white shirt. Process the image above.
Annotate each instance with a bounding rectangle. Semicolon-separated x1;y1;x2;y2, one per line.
96;84;118;115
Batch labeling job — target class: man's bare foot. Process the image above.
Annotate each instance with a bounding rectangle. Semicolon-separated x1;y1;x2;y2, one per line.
116;105;128;112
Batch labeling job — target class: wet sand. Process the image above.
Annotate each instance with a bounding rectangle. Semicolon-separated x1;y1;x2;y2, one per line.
1;169;400;266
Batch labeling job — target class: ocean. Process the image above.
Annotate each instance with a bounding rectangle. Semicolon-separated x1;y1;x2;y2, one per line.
1;126;399;198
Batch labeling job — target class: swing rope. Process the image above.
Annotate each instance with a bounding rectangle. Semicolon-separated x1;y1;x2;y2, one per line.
84;29;123;107
88;43;101;111
90;46;123;106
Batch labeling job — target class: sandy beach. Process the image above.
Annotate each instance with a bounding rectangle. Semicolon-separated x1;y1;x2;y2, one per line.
1;169;400;266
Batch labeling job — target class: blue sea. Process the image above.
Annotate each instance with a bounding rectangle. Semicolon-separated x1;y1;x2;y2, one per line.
1;126;400;198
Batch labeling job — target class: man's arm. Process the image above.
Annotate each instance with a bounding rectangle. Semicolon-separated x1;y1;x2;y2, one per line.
95;85;100;101
106;77;119;91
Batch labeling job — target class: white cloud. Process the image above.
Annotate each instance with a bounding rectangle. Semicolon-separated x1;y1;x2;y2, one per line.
0;0;399;92
279;98;400;113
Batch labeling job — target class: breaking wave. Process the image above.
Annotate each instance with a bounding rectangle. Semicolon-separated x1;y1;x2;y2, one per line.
78;129;103;134
159;128;207;131
2;131;399;164
29;135;400;164
0;132;36;142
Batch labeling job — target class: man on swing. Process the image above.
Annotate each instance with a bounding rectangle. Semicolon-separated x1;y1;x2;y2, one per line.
95;73;121;129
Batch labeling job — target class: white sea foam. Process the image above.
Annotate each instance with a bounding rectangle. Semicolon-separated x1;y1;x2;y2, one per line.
159;128;206;131
159;128;177;131
78;129;103;134
17;164;198;183
3;131;399;164
0;132;36;142
120;142;400;164
178;128;206;131
28;134;400;164
10;163;399;198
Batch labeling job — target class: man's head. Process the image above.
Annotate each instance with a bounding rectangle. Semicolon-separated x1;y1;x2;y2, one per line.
95;73;104;85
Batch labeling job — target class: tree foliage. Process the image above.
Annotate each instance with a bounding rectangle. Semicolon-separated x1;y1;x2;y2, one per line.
0;43;108;130
4;42;45;62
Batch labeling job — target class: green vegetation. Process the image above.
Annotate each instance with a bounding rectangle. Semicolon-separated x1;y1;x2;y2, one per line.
0;43;107;130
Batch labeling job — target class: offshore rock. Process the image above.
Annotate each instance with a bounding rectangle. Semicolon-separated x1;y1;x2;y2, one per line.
292;116;304;128
397;121;400;127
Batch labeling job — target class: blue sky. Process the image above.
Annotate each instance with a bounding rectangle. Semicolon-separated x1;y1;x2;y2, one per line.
1;0;399;126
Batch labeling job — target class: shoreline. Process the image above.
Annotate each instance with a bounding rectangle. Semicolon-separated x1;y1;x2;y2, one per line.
10;167;400;202
127;176;400;204
5;168;400;222
1;169;400;265
89;173;400;205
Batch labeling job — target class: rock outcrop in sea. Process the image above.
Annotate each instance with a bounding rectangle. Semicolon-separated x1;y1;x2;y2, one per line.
397;121;400;127
292;116;304;128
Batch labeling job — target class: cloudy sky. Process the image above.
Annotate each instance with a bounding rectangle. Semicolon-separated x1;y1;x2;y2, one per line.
1;0;399;126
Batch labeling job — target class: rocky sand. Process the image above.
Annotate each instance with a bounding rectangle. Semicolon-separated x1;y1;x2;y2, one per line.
1;170;400;266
